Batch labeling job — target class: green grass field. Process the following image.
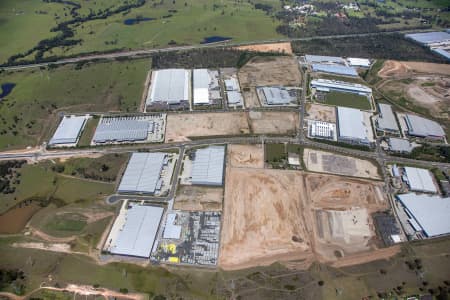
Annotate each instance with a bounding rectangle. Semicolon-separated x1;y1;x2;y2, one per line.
321;91;372;110
42;213;87;237
0;162;114;214
0;59;149;150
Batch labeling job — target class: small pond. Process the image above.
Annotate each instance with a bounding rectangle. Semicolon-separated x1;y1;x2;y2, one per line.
123;17;155;25
0;83;16;98
201;36;232;44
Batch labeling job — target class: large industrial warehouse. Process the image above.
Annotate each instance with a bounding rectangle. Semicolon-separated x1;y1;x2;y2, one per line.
305;55;346;65
311;64;358;77
191;146;225;186
49;115;88;146
336;107;371;145
403;167;438;193
404;114;445;140
376;104;399;133
105;202;164;258
193;69;221;106
92;115;162;144
310;79;372;96
118;152;168;194
397;193;450;238
257;86;297;106
146;69;190;109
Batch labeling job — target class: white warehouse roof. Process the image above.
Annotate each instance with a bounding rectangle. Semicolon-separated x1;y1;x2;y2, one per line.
403;167;437;193
191;146;225;186
147;69;189;105
118;152;166;194
311;79;372;95
397;193;450;237
347;58;371;67
163;213;182;239
193;69;220;105
405;114;445;138
305;55;345;64
110;204;164;258
259;86;295;105
337;107;369;143
49;115;87;145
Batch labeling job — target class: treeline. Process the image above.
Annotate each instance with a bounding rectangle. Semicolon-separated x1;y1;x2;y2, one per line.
152;48;285;69
0;269;26;295
291;33;447;63
393;144;450;163
3;0;146;67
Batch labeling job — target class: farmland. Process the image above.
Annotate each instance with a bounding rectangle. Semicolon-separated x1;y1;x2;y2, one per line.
0;59;149;150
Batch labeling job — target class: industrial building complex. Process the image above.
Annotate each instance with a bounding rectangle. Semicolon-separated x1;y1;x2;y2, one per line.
146;69;190;110
405;31;450;60
375;104;399;134
397;193;450;238
49;115;89;147
117;152;175;195
307;120;336;140
311;64;358;77
403;114;446;140
402;167;438;194
104;202;164;258
336;107;372;145
193;69;221;106
310;79;372;96
191;146;225;186
256;86;298;106
92;114;166;144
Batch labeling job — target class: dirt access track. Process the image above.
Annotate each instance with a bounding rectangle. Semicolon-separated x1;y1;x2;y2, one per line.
238;56;302;108
165;112;298;142
234;42;293;54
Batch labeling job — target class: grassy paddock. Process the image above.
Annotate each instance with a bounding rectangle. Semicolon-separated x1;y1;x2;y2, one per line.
321;91;372;110
0;59;150;150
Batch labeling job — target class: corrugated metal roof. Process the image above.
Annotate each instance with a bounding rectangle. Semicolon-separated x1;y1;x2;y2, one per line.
398;193;450;237
311;79;372;94
388;138;413;153
347;58;371;67
432;48;450;60
147;69;189;104
259;86;295;105
93;116;150;143
118;152;166;194
49;115;87;145
227;91;243;104
404;167;437;193
110;204;164;257
312;64;358;76
224;78;239;91
337;107;369;142
191;146;225;186
405;114;445;138
305;55;345;64
377;104;399;132
163;213;181;239
405;31;450;44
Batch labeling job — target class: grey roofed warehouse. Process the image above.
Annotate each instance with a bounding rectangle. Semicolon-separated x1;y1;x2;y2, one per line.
147;69;189;105
49;115;88;145
336;107;370;145
376;104;399;133
404;114;445;139
305;55;346;65
109;203;164;258
258;86;296;105
93;116;151;143
118;152;167;194
191;146;225;186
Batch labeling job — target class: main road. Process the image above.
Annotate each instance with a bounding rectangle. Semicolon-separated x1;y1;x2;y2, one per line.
0;29;428;71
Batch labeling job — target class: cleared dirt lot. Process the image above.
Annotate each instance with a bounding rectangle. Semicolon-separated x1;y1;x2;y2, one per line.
220;168;313;270
305;173;390;264
228;144;264;168
165;112;298;142
303;149;381;179
305;103;336;123
174;185;223;211
238;56;302;108
235;42;293;54
379;60;450;77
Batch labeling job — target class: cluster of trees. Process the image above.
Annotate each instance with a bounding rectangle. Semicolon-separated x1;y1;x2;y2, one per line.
0;269;26;295
0;160;26;194
52;161;116;182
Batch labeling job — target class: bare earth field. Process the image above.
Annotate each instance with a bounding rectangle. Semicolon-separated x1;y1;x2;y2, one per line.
165;112;298;142
377;60;449;117
228;144;264;169
220;168;313;270
303;149;381;179
238;56;302;108
305;103;336;123
234;42;293;54
174;185;223;211
305;173;390;265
